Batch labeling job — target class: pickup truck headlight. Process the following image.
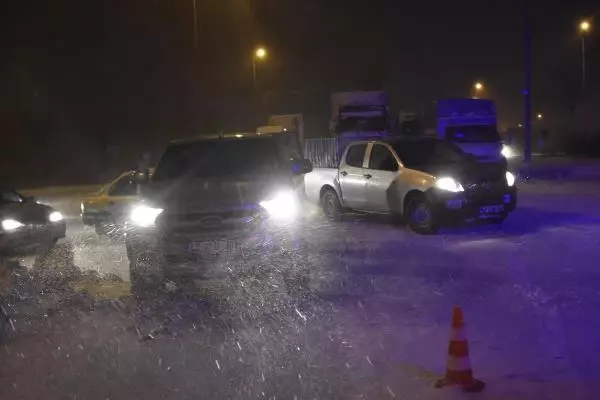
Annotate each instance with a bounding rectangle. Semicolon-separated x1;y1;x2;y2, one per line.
259;189;299;221
130;205;164;227
435;177;464;193
506;171;516;187
1;219;24;231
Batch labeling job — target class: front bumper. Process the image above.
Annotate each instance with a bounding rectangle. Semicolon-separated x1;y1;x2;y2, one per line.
125;213;304;276
0;221;66;257
427;185;517;222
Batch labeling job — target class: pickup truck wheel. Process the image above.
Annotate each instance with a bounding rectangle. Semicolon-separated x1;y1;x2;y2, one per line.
322;189;343;221
406;196;439;234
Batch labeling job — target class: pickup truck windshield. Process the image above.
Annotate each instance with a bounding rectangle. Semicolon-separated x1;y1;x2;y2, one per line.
445;125;500;143
152;139;280;181
391;139;466;168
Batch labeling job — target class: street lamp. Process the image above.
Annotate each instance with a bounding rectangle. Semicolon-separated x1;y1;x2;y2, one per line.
472;81;484;98
252;47;267;89
579;19;591;89
536;113;543;120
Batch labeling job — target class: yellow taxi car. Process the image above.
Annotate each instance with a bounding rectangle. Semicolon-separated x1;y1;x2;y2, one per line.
80;169;153;236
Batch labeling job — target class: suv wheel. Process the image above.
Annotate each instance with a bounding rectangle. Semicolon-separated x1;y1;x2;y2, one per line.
322;188;343;221
406;195;439;234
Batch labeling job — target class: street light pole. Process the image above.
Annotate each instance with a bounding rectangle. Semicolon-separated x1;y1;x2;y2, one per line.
252;47;267;90
192;0;198;51
523;0;532;166
252;58;257;90
579;20;591;89
581;36;586;89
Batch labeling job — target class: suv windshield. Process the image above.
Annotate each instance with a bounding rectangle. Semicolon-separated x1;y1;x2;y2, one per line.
152;139;280;181
445;125;500;143
390;139;467;168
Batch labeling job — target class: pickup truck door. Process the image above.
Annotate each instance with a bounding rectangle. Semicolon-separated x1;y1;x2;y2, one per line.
364;143;401;212
338;143;368;209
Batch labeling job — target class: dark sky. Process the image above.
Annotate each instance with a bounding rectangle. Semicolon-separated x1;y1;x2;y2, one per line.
1;0;598;145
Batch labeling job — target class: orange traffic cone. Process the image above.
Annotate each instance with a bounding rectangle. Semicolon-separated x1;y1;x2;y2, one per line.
435;306;485;392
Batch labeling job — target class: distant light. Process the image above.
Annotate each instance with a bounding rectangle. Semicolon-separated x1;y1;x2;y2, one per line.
283;128;287;132
474;81;484;91
235;134;243;138
580;20;591;33
536;113;543;120
255;47;267;59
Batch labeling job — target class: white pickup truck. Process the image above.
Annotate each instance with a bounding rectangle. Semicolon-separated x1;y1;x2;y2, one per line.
304;137;517;233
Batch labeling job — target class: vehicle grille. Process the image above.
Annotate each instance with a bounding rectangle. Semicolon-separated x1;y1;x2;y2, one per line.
157;209;264;236
464;180;507;204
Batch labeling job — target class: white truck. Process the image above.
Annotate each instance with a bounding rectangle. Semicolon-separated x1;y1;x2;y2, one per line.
304;136;517;234
398;99;505;163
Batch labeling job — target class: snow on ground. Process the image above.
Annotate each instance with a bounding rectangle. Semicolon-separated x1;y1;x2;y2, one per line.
2;181;600;399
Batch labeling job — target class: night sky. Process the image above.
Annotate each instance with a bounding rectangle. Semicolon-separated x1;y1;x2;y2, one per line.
1;0;598;184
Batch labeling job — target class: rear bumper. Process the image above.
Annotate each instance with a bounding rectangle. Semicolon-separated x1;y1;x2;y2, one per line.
428;185;517;222
0;221;66;257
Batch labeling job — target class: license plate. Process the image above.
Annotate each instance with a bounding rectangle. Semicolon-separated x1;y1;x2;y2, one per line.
188;239;242;257
479;205;504;214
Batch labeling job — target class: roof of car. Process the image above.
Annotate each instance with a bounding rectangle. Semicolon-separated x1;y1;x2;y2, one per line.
170;133;276;145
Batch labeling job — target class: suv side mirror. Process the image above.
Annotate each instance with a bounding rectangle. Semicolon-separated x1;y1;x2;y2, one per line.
291;159;313;175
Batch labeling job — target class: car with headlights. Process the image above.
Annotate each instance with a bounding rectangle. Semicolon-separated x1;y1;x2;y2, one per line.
0;187;66;256
304;137;517;234
124;134;312;287
81;169;153;236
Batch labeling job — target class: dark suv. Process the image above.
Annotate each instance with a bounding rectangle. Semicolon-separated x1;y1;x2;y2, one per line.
124;134;312;288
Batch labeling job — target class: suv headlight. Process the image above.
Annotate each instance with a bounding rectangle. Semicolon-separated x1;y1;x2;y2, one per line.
259;189;299;221
435;177;464;192
130;205;164;227
1;219;24;231
506;171;516;187
49;211;63;222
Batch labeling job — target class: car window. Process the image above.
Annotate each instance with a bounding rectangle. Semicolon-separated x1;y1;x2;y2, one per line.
108;175;137;196
345;144;367;168
0;188;24;204
368;144;398;171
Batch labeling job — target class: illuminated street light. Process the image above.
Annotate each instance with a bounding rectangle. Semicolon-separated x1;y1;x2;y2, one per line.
255;47;267;59
472;81;484;98
252;47;268;89
536;113;543;120
580;20;591;33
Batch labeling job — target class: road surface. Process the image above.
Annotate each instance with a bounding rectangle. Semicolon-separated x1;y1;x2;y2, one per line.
2;181;600;399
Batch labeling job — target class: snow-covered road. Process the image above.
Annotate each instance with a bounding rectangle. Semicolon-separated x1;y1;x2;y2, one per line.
3;182;600;399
